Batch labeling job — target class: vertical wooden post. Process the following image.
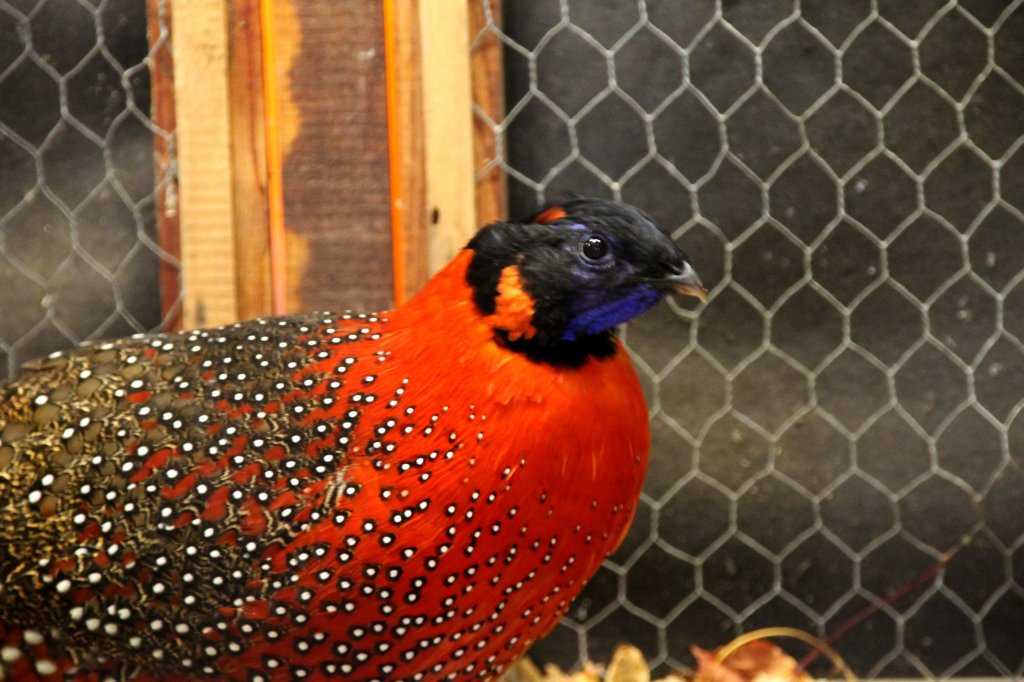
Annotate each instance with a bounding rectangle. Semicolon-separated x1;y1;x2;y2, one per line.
419;2;477;277
387;0;479;303
228;0;273;320
171;0;238;328
385;0;425;304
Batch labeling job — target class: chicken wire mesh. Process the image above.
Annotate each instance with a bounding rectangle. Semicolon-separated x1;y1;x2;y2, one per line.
474;0;1024;678
2;0;1022;679
0;0;178;383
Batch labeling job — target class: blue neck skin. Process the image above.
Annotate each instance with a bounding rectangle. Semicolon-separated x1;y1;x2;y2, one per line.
562;285;663;341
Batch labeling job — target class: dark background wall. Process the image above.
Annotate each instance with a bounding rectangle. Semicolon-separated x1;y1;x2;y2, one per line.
492;0;1024;677
0;0;171;381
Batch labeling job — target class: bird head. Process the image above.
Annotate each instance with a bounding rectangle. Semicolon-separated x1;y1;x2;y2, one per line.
466;197;706;363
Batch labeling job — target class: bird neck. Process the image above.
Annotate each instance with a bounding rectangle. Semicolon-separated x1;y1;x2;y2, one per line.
401;250;617;368
381;248;650;526
360;248;652;578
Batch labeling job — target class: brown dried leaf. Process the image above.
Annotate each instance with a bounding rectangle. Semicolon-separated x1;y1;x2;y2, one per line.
505;646;686;682
692;640;812;682
604;645;649;682
506;656;547;682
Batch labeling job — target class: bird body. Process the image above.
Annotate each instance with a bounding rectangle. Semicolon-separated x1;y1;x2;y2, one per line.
0;199;704;681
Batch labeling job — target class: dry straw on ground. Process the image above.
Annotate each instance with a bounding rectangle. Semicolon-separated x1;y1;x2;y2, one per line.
504;628;854;682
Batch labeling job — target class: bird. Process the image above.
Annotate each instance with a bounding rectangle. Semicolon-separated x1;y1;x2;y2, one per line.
0;197;706;681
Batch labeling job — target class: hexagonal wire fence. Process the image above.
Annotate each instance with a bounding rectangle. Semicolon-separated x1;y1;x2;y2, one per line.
0;0;178;383
474;0;1024;678
4;0;1023;679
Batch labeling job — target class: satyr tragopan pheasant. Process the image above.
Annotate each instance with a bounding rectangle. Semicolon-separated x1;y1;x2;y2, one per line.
0;198;705;681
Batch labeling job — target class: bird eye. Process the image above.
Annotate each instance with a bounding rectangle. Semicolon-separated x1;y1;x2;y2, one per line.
581;236;608;261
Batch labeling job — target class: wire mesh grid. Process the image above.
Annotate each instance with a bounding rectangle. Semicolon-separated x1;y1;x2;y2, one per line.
474;0;1024;678
0;0;178;383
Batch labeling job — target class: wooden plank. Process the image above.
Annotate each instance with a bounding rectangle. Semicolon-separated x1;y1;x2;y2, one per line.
258;0;293;316
171;0;238;328
419;1;478;277
146;0;181;330
261;0;393;315
387;0;478;302
470;0;507;228
386;0;426;304
228;0;273;320
169;0;480;319
387;0;428;301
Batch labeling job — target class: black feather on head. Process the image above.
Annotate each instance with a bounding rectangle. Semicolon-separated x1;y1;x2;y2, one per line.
465;197;705;366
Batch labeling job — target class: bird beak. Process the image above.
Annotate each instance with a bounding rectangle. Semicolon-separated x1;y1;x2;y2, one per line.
655;262;708;303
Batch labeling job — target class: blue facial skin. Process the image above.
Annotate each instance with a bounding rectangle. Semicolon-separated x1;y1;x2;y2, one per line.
560;226;666;341
562;284;663;341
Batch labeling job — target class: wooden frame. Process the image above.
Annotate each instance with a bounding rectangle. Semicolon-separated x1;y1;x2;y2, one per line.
162;0;503;324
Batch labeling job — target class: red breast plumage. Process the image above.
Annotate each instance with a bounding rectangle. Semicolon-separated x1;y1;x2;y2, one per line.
0;198;705;681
